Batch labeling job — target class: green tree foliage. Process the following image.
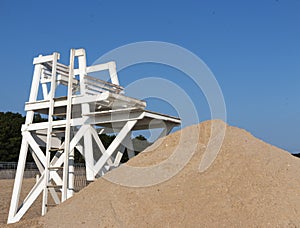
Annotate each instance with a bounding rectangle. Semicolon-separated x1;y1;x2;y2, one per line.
0;112;151;164
99;134;116;148
0;112;25;162
120;134;151;163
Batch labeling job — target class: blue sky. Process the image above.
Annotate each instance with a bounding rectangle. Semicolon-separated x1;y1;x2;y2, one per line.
0;0;299;152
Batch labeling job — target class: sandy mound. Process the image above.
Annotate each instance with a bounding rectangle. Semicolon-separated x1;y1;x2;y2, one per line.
14;120;300;227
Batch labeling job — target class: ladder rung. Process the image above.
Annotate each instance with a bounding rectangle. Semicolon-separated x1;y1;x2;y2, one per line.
52;113;66;117
52;126;66;132
47;185;62;188
49;148;63;152
48;166;63;170
51;130;65;134
45;62;69;73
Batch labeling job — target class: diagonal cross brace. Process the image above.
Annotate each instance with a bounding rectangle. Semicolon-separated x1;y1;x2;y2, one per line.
93;120;137;174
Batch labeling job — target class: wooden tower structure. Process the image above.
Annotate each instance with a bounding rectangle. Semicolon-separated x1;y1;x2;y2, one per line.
7;48;180;224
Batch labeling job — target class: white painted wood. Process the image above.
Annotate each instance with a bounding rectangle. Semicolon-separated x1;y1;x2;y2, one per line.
62;49;75;201
108;61;120;85
30;150;60;205
69;125;89;152
84;131;95;181
42;52;59;216
94;120;137;174
8;48;181;224
83;111;145;125
84;75;123;93
24;90;146;112
89;126;113;168
29;63;43;102
144;111;181;123
24;132;46;165
113;145;126;167
57;74;79;87
8;174;45;223
7;58;44;223
77;49;96;182
124;133;135;159
67;148;75;198
41;83;49;100
86;62;110;73
7;137;29;224
33;54;59;64
74;48;85;56
30;148;44;173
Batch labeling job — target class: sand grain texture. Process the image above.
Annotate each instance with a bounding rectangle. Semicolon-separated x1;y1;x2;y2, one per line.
7;120;300;227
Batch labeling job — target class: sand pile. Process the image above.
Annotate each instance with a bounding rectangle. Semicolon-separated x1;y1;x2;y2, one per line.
15;120;300;227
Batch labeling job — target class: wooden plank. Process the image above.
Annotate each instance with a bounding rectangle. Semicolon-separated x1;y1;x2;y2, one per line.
86;62;110;73
57;74;79;86
85;85;107;94
84;107;141;116
33;54;59;65
62;48;75;201
85;75;123;90
85;83;121;94
108;61;119;85
45;62;69;73
144;110;181;122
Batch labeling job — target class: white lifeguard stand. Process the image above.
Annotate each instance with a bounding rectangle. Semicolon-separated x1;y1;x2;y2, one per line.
7;48;180;224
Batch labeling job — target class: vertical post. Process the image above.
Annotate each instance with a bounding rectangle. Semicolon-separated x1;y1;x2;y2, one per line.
108;61;119;85
77;49;95;182
84;131;95;181
41;67;49;99
62;49;75;201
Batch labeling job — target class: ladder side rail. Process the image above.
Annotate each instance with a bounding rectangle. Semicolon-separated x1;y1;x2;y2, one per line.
42;52;59;215
62;49;75;201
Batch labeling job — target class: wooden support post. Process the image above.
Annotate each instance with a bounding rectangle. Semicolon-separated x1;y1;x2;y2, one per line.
62;49;75;201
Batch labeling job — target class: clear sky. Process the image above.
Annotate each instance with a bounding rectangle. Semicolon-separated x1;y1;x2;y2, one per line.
0;0;299;152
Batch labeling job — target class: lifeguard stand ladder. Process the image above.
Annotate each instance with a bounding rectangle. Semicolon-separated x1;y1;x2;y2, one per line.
7;48;181;224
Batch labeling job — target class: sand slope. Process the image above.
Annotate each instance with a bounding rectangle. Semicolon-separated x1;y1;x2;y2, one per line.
11;120;300;227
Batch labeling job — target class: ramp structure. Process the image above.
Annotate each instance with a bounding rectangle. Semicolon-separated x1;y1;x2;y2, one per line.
7;48;181;224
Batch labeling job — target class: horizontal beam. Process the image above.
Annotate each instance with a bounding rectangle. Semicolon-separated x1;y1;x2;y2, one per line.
144;111;181;124
25;92;110;111
86;62;111;73
33;53;60;65
22;110;180;132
